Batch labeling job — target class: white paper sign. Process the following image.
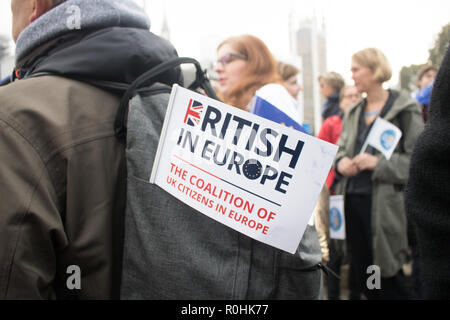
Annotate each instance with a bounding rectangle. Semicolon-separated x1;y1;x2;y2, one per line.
360;117;402;160
329;195;345;240
150;85;338;253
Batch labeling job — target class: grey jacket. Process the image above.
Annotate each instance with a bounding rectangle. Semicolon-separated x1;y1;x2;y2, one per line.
120;85;323;299
0;0;180;299
335;90;423;277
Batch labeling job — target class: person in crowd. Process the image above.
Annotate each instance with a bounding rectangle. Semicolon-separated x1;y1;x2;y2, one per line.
0;0;182;299
277;61;303;99
415;65;438;122
214;35;302;125
313;85;361;299
406;47;450;299
334;48;423;300
277;61;304;125
213;34;322;299
319;72;345;121
406;65;437;299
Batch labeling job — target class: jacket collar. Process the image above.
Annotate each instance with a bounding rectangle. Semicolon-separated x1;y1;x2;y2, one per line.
347;89;418;121
15;0;150;63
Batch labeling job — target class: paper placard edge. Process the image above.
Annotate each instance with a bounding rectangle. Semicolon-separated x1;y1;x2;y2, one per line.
150;84;179;183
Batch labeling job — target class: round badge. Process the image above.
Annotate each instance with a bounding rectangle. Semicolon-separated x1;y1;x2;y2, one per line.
329;208;342;231
380;129;396;150
243;159;262;180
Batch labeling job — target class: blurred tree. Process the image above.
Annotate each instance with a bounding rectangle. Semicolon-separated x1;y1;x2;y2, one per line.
399;22;450;92
400;64;424;92
428;22;450;67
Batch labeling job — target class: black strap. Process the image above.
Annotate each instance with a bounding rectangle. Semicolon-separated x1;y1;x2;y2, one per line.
27;71;131;93
25;57;220;139
111;143;128;299
318;263;341;280
114;57;219;138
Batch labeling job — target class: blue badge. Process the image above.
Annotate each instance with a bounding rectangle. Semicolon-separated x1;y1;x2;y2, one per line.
329;207;342;231
242;159;263;180
380;129;396;150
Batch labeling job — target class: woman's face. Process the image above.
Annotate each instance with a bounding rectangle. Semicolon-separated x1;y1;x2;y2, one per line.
283;74;302;99
339;86;360;112
418;69;437;89
214;43;248;97
319;79;336;98
351;60;376;93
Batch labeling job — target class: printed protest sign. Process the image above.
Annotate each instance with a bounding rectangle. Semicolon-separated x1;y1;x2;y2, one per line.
329;195;345;240
360;117;402;160
150;85;338;253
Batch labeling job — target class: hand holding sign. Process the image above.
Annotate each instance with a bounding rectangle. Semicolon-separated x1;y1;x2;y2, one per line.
337;156;359;177
353;153;379;171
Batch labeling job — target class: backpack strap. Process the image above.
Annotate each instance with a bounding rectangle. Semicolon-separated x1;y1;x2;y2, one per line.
25;57;219;139
114;57;220;138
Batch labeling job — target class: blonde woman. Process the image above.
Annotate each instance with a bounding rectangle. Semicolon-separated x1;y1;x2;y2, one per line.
335;48;423;299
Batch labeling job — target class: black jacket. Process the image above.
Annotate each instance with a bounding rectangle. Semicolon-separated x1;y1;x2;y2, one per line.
17;27;182;88
322;92;341;120
405;46;450;299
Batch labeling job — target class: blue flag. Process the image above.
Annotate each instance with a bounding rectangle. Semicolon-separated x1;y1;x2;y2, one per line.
250;84;307;134
0;75;11;86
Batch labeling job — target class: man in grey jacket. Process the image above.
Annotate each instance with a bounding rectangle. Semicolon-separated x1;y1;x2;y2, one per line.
0;0;180;299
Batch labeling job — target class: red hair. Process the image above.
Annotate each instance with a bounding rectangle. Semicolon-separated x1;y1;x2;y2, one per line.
217;35;280;109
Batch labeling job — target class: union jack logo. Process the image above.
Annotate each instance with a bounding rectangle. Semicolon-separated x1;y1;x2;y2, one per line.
184;99;204;126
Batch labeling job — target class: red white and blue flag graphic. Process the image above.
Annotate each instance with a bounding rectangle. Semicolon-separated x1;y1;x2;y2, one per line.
184;99;204;126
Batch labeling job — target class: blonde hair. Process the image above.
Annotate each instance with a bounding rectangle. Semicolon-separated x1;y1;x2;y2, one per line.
217;35;280;109
352;48;392;83
318;71;345;92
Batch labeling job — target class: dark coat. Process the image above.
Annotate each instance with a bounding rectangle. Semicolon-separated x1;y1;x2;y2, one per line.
405;47;450;299
0;26;180;299
322;92;341;120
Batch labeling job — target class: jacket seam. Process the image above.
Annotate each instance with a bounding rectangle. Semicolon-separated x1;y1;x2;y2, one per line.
4;167;48;299
0;118;117;298
36;120;116;159
0;115;49;168
0;119;52;297
43;131;117;163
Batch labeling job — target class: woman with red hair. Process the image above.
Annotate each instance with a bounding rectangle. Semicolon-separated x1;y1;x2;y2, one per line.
214;35;302;127
213;34;321;300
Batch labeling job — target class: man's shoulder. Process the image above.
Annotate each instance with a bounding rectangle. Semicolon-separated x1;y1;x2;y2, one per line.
0;75;119;119
0;75;120;159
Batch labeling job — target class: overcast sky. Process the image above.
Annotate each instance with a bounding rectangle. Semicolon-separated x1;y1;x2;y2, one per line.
1;0;449;86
